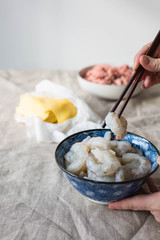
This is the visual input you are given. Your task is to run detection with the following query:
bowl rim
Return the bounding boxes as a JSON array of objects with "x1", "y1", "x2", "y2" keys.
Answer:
[
  {"x1": 78, "y1": 64, "x2": 135, "y2": 87},
  {"x1": 55, "y1": 129, "x2": 159, "y2": 185}
]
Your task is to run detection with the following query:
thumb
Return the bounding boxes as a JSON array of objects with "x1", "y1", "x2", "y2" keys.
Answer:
[{"x1": 140, "y1": 55, "x2": 160, "y2": 72}]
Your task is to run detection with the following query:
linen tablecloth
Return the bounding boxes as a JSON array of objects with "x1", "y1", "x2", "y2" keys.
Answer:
[{"x1": 1, "y1": 70, "x2": 160, "y2": 240}]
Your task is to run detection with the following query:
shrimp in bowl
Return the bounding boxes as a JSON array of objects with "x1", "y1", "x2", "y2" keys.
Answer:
[{"x1": 55, "y1": 129, "x2": 159, "y2": 205}]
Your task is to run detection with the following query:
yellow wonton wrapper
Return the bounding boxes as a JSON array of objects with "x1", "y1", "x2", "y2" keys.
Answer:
[{"x1": 16, "y1": 94, "x2": 77, "y2": 124}]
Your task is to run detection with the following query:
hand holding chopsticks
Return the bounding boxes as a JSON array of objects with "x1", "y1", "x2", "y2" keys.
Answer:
[{"x1": 102, "y1": 30, "x2": 160, "y2": 128}]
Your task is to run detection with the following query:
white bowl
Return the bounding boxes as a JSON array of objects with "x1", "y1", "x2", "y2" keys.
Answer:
[{"x1": 78, "y1": 65, "x2": 141, "y2": 100}]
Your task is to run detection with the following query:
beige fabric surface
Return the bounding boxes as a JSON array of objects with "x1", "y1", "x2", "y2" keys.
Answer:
[{"x1": 1, "y1": 70, "x2": 160, "y2": 240}]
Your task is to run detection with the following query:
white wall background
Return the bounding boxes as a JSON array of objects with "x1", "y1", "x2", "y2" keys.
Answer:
[{"x1": 0, "y1": 0, "x2": 159, "y2": 70}]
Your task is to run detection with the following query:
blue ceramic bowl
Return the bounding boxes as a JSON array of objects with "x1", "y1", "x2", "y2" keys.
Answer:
[{"x1": 55, "y1": 129, "x2": 159, "y2": 205}]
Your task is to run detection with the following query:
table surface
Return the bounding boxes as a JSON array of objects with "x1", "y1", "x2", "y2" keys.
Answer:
[{"x1": 1, "y1": 70, "x2": 160, "y2": 240}]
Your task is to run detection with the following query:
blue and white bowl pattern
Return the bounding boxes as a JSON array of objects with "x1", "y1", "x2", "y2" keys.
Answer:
[{"x1": 55, "y1": 129, "x2": 159, "y2": 204}]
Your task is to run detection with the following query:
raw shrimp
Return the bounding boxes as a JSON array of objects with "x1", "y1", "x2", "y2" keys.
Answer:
[
  {"x1": 87, "y1": 170, "x2": 115, "y2": 182},
  {"x1": 104, "y1": 131, "x2": 112, "y2": 141},
  {"x1": 78, "y1": 171, "x2": 87, "y2": 178},
  {"x1": 105, "y1": 112, "x2": 127, "y2": 140},
  {"x1": 122, "y1": 153, "x2": 152, "y2": 179},
  {"x1": 82, "y1": 136, "x2": 91, "y2": 143},
  {"x1": 111, "y1": 141, "x2": 136, "y2": 157},
  {"x1": 65, "y1": 136, "x2": 152, "y2": 182},
  {"x1": 65, "y1": 142, "x2": 90, "y2": 173},
  {"x1": 115, "y1": 166, "x2": 131, "y2": 182},
  {"x1": 86, "y1": 137, "x2": 111, "y2": 150},
  {"x1": 86, "y1": 148, "x2": 121, "y2": 177}
]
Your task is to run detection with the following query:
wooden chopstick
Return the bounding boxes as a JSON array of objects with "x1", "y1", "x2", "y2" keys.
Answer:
[
  {"x1": 110, "y1": 65, "x2": 143, "y2": 113},
  {"x1": 102, "y1": 30, "x2": 160, "y2": 128}
]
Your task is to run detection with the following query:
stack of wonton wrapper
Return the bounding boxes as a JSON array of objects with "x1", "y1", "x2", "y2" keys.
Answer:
[{"x1": 15, "y1": 80, "x2": 101, "y2": 143}]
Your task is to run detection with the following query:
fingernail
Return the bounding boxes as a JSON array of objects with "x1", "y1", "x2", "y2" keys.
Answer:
[{"x1": 142, "y1": 56, "x2": 150, "y2": 65}]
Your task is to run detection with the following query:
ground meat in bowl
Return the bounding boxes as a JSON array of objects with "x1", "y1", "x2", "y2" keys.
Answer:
[{"x1": 84, "y1": 64, "x2": 133, "y2": 85}]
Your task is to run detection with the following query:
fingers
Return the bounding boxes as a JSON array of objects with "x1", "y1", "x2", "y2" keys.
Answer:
[
  {"x1": 109, "y1": 193, "x2": 155, "y2": 211},
  {"x1": 141, "y1": 75, "x2": 152, "y2": 89},
  {"x1": 140, "y1": 56, "x2": 160, "y2": 72},
  {"x1": 151, "y1": 210, "x2": 160, "y2": 223},
  {"x1": 134, "y1": 42, "x2": 160, "y2": 89},
  {"x1": 157, "y1": 156, "x2": 160, "y2": 165},
  {"x1": 141, "y1": 72, "x2": 160, "y2": 89},
  {"x1": 133, "y1": 42, "x2": 151, "y2": 70},
  {"x1": 146, "y1": 177, "x2": 159, "y2": 193}
]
